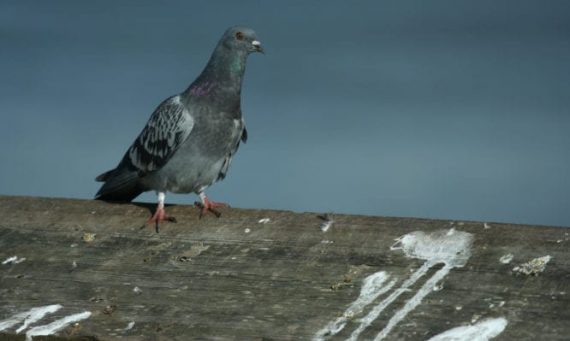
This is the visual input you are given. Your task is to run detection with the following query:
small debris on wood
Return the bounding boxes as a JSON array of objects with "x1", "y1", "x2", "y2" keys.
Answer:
[
  {"x1": 433, "y1": 282, "x2": 444, "y2": 291},
  {"x1": 2, "y1": 256, "x2": 26, "y2": 265},
  {"x1": 471, "y1": 314, "x2": 482, "y2": 324},
  {"x1": 176, "y1": 256, "x2": 192, "y2": 262},
  {"x1": 330, "y1": 265, "x2": 373, "y2": 291},
  {"x1": 103, "y1": 305, "x2": 117, "y2": 315},
  {"x1": 331, "y1": 281, "x2": 352, "y2": 291},
  {"x1": 499, "y1": 254, "x2": 514, "y2": 264},
  {"x1": 82, "y1": 233, "x2": 96, "y2": 243},
  {"x1": 124, "y1": 321, "x2": 135, "y2": 331},
  {"x1": 317, "y1": 213, "x2": 335, "y2": 232},
  {"x1": 173, "y1": 243, "x2": 210, "y2": 263},
  {"x1": 513, "y1": 255, "x2": 552, "y2": 276}
]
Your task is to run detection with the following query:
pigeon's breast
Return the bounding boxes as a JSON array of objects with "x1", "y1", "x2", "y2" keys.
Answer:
[{"x1": 146, "y1": 114, "x2": 244, "y2": 193}]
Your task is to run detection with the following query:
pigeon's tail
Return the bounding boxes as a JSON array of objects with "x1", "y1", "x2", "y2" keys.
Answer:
[{"x1": 95, "y1": 168, "x2": 145, "y2": 202}]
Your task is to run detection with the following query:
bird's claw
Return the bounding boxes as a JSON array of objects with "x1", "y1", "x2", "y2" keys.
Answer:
[
  {"x1": 194, "y1": 201, "x2": 226, "y2": 219},
  {"x1": 203, "y1": 206, "x2": 222, "y2": 219},
  {"x1": 147, "y1": 206, "x2": 176, "y2": 233}
]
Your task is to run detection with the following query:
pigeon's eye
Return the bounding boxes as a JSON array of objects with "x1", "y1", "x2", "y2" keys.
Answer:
[{"x1": 235, "y1": 32, "x2": 244, "y2": 41}]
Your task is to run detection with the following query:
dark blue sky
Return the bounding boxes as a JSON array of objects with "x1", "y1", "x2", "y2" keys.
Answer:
[{"x1": 1, "y1": 1, "x2": 569, "y2": 226}]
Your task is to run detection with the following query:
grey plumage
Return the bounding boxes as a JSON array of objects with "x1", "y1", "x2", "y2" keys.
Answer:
[{"x1": 95, "y1": 26, "x2": 262, "y2": 210}]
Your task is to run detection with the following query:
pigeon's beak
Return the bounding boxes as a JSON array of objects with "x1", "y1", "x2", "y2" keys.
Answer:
[{"x1": 252, "y1": 40, "x2": 264, "y2": 54}]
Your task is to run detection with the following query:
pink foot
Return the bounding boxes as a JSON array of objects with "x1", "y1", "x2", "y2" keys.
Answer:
[
  {"x1": 147, "y1": 205, "x2": 176, "y2": 232},
  {"x1": 196, "y1": 194, "x2": 228, "y2": 218}
]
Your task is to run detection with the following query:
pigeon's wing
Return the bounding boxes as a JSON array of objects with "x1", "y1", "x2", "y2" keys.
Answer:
[{"x1": 126, "y1": 95, "x2": 194, "y2": 174}]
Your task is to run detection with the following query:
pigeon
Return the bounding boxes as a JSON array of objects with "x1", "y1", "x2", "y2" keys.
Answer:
[{"x1": 95, "y1": 26, "x2": 263, "y2": 230}]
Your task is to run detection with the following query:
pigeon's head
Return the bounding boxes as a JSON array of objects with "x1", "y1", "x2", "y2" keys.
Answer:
[{"x1": 221, "y1": 26, "x2": 264, "y2": 54}]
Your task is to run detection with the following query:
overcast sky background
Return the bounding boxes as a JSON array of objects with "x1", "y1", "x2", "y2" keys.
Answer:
[{"x1": 1, "y1": 1, "x2": 569, "y2": 227}]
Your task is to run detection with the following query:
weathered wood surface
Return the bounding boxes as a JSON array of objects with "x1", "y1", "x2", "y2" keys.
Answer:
[{"x1": 0, "y1": 195, "x2": 568, "y2": 340}]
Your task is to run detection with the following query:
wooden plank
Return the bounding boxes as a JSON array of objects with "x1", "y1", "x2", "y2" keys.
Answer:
[{"x1": 0, "y1": 195, "x2": 568, "y2": 340}]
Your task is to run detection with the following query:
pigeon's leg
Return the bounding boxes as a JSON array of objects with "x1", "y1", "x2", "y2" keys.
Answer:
[
  {"x1": 196, "y1": 192, "x2": 228, "y2": 218},
  {"x1": 147, "y1": 192, "x2": 176, "y2": 232}
]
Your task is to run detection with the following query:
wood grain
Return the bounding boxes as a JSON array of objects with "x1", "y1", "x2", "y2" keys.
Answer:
[{"x1": 0, "y1": 196, "x2": 568, "y2": 340}]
